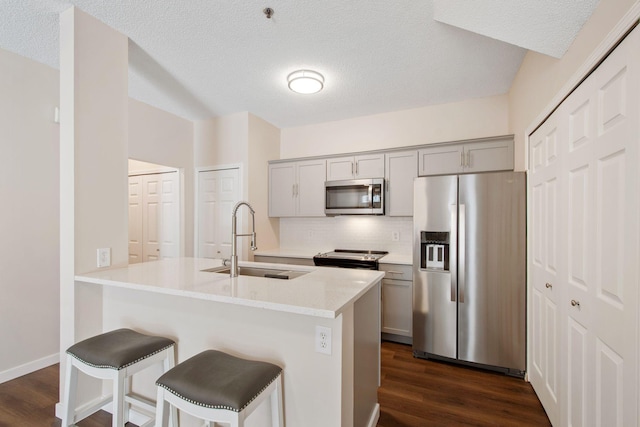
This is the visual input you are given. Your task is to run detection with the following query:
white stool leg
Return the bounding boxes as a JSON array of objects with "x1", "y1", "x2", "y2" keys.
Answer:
[
  {"x1": 62, "y1": 355, "x2": 78, "y2": 427},
  {"x1": 155, "y1": 387, "x2": 169, "y2": 427},
  {"x1": 163, "y1": 348, "x2": 178, "y2": 427},
  {"x1": 113, "y1": 369, "x2": 126, "y2": 427},
  {"x1": 271, "y1": 374, "x2": 284, "y2": 427}
]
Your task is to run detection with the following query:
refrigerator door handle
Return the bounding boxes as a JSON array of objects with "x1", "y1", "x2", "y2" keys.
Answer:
[
  {"x1": 459, "y1": 204, "x2": 466, "y2": 303},
  {"x1": 450, "y1": 204, "x2": 457, "y2": 302}
]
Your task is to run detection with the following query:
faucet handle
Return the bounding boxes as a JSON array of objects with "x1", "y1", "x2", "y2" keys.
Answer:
[{"x1": 222, "y1": 258, "x2": 231, "y2": 266}]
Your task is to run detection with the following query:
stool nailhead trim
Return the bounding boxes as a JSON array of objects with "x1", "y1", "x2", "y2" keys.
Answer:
[
  {"x1": 156, "y1": 371, "x2": 282, "y2": 413},
  {"x1": 66, "y1": 343, "x2": 175, "y2": 370}
]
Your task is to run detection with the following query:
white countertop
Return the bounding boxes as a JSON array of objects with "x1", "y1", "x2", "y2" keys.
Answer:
[
  {"x1": 254, "y1": 248, "x2": 413, "y2": 265},
  {"x1": 75, "y1": 258, "x2": 384, "y2": 319}
]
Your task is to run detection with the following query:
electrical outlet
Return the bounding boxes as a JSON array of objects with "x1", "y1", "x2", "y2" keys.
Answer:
[
  {"x1": 391, "y1": 231, "x2": 400, "y2": 241},
  {"x1": 97, "y1": 248, "x2": 111, "y2": 268},
  {"x1": 315, "y1": 326, "x2": 332, "y2": 355}
]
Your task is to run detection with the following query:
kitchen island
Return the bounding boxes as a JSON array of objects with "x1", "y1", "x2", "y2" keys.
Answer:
[{"x1": 72, "y1": 258, "x2": 384, "y2": 427}]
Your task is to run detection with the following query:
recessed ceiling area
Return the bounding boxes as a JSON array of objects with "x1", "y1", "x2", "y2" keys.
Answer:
[{"x1": 0, "y1": 1, "x2": 599, "y2": 128}]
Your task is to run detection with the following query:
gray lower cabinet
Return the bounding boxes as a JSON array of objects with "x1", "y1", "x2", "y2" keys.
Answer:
[
  {"x1": 379, "y1": 263, "x2": 413, "y2": 344},
  {"x1": 253, "y1": 255, "x2": 315, "y2": 266}
]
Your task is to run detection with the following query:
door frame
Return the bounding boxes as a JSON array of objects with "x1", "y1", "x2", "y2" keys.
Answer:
[{"x1": 194, "y1": 164, "x2": 243, "y2": 258}]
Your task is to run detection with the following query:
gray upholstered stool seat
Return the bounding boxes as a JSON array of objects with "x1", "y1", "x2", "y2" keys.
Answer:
[
  {"x1": 155, "y1": 350, "x2": 284, "y2": 427},
  {"x1": 62, "y1": 328, "x2": 177, "y2": 427},
  {"x1": 67, "y1": 328, "x2": 175, "y2": 369}
]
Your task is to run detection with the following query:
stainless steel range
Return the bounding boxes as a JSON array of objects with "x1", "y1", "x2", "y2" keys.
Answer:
[{"x1": 313, "y1": 249, "x2": 388, "y2": 270}]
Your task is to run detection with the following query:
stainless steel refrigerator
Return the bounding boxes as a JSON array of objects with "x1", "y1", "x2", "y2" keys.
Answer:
[{"x1": 413, "y1": 171, "x2": 526, "y2": 376}]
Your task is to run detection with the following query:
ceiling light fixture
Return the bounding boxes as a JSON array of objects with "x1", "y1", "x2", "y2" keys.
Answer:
[{"x1": 287, "y1": 70, "x2": 324, "y2": 94}]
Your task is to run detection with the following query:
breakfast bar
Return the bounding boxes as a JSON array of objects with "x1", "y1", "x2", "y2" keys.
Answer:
[{"x1": 73, "y1": 258, "x2": 384, "y2": 427}]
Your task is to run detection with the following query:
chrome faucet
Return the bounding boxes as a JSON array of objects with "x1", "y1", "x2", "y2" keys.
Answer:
[{"x1": 230, "y1": 201, "x2": 257, "y2": 277}]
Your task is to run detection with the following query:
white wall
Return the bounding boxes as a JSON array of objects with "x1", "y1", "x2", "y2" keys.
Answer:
[
  {"x1": 0, "y1": 48, "x2": 60, "y2": 382},
  {"x1": 248, "y1": 113, "x2": 281, "y2": 252},
  {"x1": 508, "y1": 0, "x2": 637, "y2": 170},
  {"x1": 129, "y1": 98, "x2": 194, "y2": 256},
  {"x1": 59, "y1": 6, "x2": 128, "y2": 402},
  {"x1": 281, "y1": 94, "x2": 509, "y2": 159},
  {"x1": 194, "y1": 112, "x2": 249, "y2": 168}
]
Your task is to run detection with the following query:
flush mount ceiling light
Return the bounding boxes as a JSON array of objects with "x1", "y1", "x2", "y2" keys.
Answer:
[{"x1": 287, "y1": 70, "x2": 324, "y2": 94}]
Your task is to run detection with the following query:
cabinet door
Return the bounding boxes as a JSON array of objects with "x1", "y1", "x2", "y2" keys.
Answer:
[
  {"x1": 326, "y1": 156, "x2": 355, "y2": 181},
  {"x1": 385, "y1": 151, "x2": 417, "y2": 216},
  {"x1": 268, "y1": 163, "x2": 296, "y2": 217},
  {"x1": 355, "y1": 154, "x2": 384, "y2": 179},
  {"x1": 296, "y1": 159, "x2": 326, "y2": 217},
  {"x1": 418, "y1": 144, "x2": 464, "y2": 176},
  {"x1": 464, "y1": 138, "x2": 514, "y2": 173},
  {"x1": 381, "y1": 279, "x2": 412, "y2": 337}
]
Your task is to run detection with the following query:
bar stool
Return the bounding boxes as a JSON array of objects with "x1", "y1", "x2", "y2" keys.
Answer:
[
  {"x1": 155, "y1": 350, "x2": 284, "y2": 427},
  {"x1": 62, "y1": 328, "x2": 177, "y2": 427}
]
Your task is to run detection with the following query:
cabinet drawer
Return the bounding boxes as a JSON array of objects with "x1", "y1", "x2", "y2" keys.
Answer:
[{"x1": 379, "y1": 263, "x2": 412, "y2": 281}]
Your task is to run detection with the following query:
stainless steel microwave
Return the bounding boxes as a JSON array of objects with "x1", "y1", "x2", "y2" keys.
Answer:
[{"x1": 325, "y1": 178, "x2": 384, "y2": 215}]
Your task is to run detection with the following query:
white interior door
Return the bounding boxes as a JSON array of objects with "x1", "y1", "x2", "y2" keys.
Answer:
[
  {"x1": 529, "y1": 113, "x2": 563, "y2": 426},
  {"x1": 528, "y1": 25, "x2": 639, "y2": 427},
  {"x1": 562, "y1": 28, "x2": 639, "y2": 426},
  {"x1": 157, "y1": 172, "x2": 179, "y2": 259},
  {"x1": 128, "y1": 175, "x2": 143, "y2": 263},
  {"x1": 198, "y1": 168, "x2": 240, "y2": 259},
  {"x1": 142, "y1": 174, "x2": 161, "y2": 261},
  {"x1": 128, "y1": 171, "x2": 180, "y2": 263}
]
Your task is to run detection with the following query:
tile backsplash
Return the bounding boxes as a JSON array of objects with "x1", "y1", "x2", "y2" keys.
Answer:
[{"x1": 280, "y1": 216, "x2": 413, "y2": 255}]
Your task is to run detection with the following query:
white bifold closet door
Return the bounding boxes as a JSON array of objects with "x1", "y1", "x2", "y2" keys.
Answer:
[
  {"x1": 529, "y1": 25, "x2": 639, "y2": 427},
  {"x1": 128, "y1": 172, "x2": 180, "y2": 263}
]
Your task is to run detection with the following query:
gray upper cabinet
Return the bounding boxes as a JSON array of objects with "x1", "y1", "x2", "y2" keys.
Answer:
[
  {"x1": 269, "y1": 159, "x2": 326, "y2": 217},
  {"x1": 326, "y1": 154, "x2": 384, "y2": 181},
  {"x1": 385, "y1": 151, "x2": 417, "y2": 216},
  {"x1": 418, "y1": 137, "x2": 514, "y2": 176}
]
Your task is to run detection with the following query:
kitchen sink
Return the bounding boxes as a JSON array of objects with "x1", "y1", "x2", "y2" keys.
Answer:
[{"x1": 201, "y1": 265, "x2": 309, "y2": 280}]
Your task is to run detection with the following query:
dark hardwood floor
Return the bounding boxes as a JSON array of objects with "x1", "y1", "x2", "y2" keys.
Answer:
[
  {"x1": 378, "y1": 342, "x2": 550, "y2": 426},
  {"x1": 0, "y1": 341, "x2": 549, "y2": 426}
]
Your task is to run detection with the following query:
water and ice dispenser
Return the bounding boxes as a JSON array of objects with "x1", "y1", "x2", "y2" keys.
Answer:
[{"x1": 420, "y1": 231, "x2": 450, "y2": 271}]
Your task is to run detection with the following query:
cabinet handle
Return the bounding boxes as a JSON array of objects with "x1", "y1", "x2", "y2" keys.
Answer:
[
  {"x1": 292, "y1": 185, "x2": 295, "y2": 197},
  {"x1": 351, "y1": 162, "x2": 354, "y2": 175},
  {"x1": 570, "y1": 299, "x2": 580, "y2": 307},
  {"x1": 386, "y1": 270, "x2": 404, "y2": 274},
  {"x1": 295, "y1": 184, "x2": 299, "y2": 196},
  {"x1": 466, "y1": 151, "x2": 471, "y2": 167},
  {"x1": 355, "y1": 161, "x2": 359, "y2": 175},
  {"x1": 460, "y1": 151, "x2": 465, "y2": 167},
  {"x1": 545, "y1": 282, "x2": 552, "y2": 289}
]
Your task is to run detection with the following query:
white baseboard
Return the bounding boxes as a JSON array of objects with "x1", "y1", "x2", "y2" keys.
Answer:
[
  {"x1": 367, "y1": 403, "x2": 381, "y2": 427},
  {"x1": 0, "y1": 352, "x2": 59, "y2": 384}
]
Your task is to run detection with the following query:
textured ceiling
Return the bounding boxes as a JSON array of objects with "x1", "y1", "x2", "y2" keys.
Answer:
[
  {"x1": 0, "y1": 1, "x2": 598, "y2": 128},
  {"x1": 433, "y1": 0, "x2": 600, "y2": 58}
]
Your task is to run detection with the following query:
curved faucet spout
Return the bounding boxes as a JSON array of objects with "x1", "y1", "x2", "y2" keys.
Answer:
[{"x1": 230, "y1": 201, "x2": 258, "y2": 277}]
